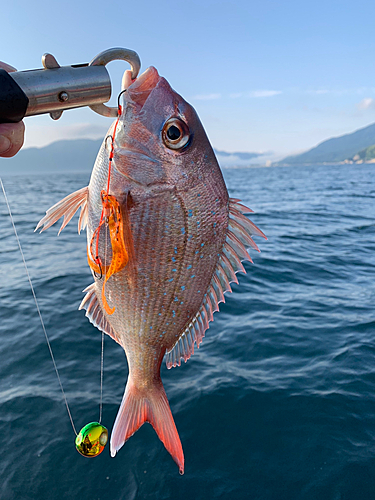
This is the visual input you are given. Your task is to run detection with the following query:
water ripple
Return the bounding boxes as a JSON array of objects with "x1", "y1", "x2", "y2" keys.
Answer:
[{"x1": 1, "y1": 165, "x2": 375, "y2": 498}]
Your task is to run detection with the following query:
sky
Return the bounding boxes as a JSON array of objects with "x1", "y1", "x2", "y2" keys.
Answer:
[{"x1": 3, "y1": 0, "x2": 375, "y2": 161}]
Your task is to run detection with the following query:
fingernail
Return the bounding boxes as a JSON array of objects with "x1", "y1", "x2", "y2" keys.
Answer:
[{"x1": 0, "y1": 135, "x2": 11, "y2": 154}]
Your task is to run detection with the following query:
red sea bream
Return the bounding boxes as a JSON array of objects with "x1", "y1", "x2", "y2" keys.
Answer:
[{"x1": 36, "y1": 66, "x2": 266, "y2": 474}]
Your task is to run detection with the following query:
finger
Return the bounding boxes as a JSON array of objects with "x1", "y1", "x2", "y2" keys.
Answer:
[{"x1": 0, "y1": 122, "x2": 25, "y2": 157}]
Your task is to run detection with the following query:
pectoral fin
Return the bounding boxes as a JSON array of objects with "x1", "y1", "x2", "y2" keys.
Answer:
[{"x1": 35, "y1": 186, "x2": 89, "y2": 234}]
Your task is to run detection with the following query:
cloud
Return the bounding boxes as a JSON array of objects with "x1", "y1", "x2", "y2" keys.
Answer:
[
  {"x1": 63, "y1": 122, "x2": 106, "y2": 137},
  {"x1": 307, "y1": 89, "x2": 330, "y2": 95},
  {"x1": 249, "y1": 90, "x2": 282, "y2": 98},
  {"x1": 191, "y1": 93, "x2": 221, "y2": 100},
  {"x1": 23, "y1": 121, "x2": 108, "y2": 149},
  {"x1": 193, "y1": 90, "x2": 282, "y2": 100},
  {"x1": 358, "y1": 97, "x2": 375, "y2": 110}
]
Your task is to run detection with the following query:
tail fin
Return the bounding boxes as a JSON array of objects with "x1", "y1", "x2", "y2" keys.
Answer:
[{"x1": 110, "y1": 378, "x2": 184, "y2": 474}]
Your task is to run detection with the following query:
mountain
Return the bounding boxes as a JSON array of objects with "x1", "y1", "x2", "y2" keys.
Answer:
[
  {"x1": 214, "y1": 149, "x2": 263, "y2": 161},
  {"x1": 0, "y1": 138, "x2": 263, "y2": 175},
  {"x1": 0, "y1": 138, "x2": 102, "y2": 175},
  {"x1": 351, "y1": 144, "x2": 375, "y2": 162},
  {"x1": 279, "y1": 122, "x2": 375, "y2": 165}
]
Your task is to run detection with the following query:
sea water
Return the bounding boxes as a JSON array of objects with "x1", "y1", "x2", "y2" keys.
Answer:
[{"x1": 0, "y1": 163, "x2": 375, "y2": 500}]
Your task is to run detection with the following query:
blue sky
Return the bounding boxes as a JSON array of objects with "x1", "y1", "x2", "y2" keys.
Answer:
[{"x1": 3, "y1": 0, "x2": 375, "y2": 160}]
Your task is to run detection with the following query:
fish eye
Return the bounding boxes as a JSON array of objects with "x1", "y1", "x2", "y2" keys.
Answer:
[{"x1": 162, "y1": 118, "x2": 190, "y2": 150}]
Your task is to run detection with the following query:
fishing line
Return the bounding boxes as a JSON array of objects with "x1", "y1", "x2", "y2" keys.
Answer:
[
  {"x1": 91, "y1": 90, "x2": 125, "y2": 269},
  {"x1": 0, "y1": 178, "x2": 78, "y2": 435},
  {"x1": 1, "y1": 179, "x2": 107, "y2": 440},
  {"x1": 97, "y1": 90, "x2": 125, "y2": 422},
  {"x1": 99, "y1": 332, "x2": 104, "y2": 424},
  {"x1": 99, "y1": 226, "x2": 109, "y2": 425},
  {"x1": 1, "y1": 91, "x2": 127, "y2": 449}
]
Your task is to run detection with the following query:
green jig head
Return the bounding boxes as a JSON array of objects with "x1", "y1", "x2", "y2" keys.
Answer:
[{"x1": 75, "y1": 422, "x2": 108, "y2": 457}]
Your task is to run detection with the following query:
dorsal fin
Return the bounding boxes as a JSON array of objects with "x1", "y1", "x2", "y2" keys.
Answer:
[
  {"x1": 78, "y1": 283, "x2": 120, "y2": 344},
  {"x1": 165, "y1": 198, "x2": 267, "y2": 369}
]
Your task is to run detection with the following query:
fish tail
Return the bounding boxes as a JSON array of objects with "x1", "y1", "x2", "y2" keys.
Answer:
[{"x1": 110, "y1": 377, "x2": 184, "y2": 474}]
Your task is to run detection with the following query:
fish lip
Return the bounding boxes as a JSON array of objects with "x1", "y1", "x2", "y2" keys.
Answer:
[{"x1": 125, "y1": 66, "x2": 161, "y2": 108}]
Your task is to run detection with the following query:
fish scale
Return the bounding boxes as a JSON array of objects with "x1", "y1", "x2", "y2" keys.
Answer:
[
  {"x1": 36, "y1": 65, "x2": 266, "y2": 474},
  {"x1": 107, "y1": 188, "x2": 222, "y2": 351}
]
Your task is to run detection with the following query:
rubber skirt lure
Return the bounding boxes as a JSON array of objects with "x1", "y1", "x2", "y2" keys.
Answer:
[{"x1": 88, "y1": 191, "x2": 129, "y2": 315}]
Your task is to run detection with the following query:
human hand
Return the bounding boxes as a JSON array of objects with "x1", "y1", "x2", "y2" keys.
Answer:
[{"x1": 0, "y1": 62, "x2": 25, "y2": 157}]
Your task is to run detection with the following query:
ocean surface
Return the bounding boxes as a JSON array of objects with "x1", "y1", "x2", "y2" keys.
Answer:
[{"x1": 1, "y1": 163, "x2": 375, "y2": 500}]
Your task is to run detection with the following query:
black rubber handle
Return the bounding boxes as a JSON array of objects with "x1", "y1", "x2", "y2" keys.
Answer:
[{"x1": 0, "y1": 69, "x2": 29, "y2": 123}]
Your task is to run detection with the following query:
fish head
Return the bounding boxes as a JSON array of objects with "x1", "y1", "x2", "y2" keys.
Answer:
[{"x1": 112, "y1": 67, "x2": 218, "y2": 186}]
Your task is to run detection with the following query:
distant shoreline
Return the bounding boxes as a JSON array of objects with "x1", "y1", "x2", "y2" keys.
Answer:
[
  {"x1": 2, "y1": 162, "x2": 375, "y2": 177},
  {"x1": 273, "y1": 160, "x2": 375, "y2": 167}
]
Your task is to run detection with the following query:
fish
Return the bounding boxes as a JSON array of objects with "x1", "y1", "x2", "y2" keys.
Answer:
[{"x1": 36, "y1": 66, "x2": 266, "y2": 474}]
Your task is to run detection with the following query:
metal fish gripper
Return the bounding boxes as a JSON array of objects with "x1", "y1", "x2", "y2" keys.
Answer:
[{"x1": 0, "y1": 48, "x2": 141, "y2": 123}]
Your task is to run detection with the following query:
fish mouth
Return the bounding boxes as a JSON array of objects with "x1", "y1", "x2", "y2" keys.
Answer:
[
  {"x1": 115, "y1": 66, "x2": 163, "y2": 167},
  {"x1": 113, "y1": 66, "x2": 166, "y2": 186},
  {"x1": 125, "y1": 66, "x2": 161, "y2": 107}
]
